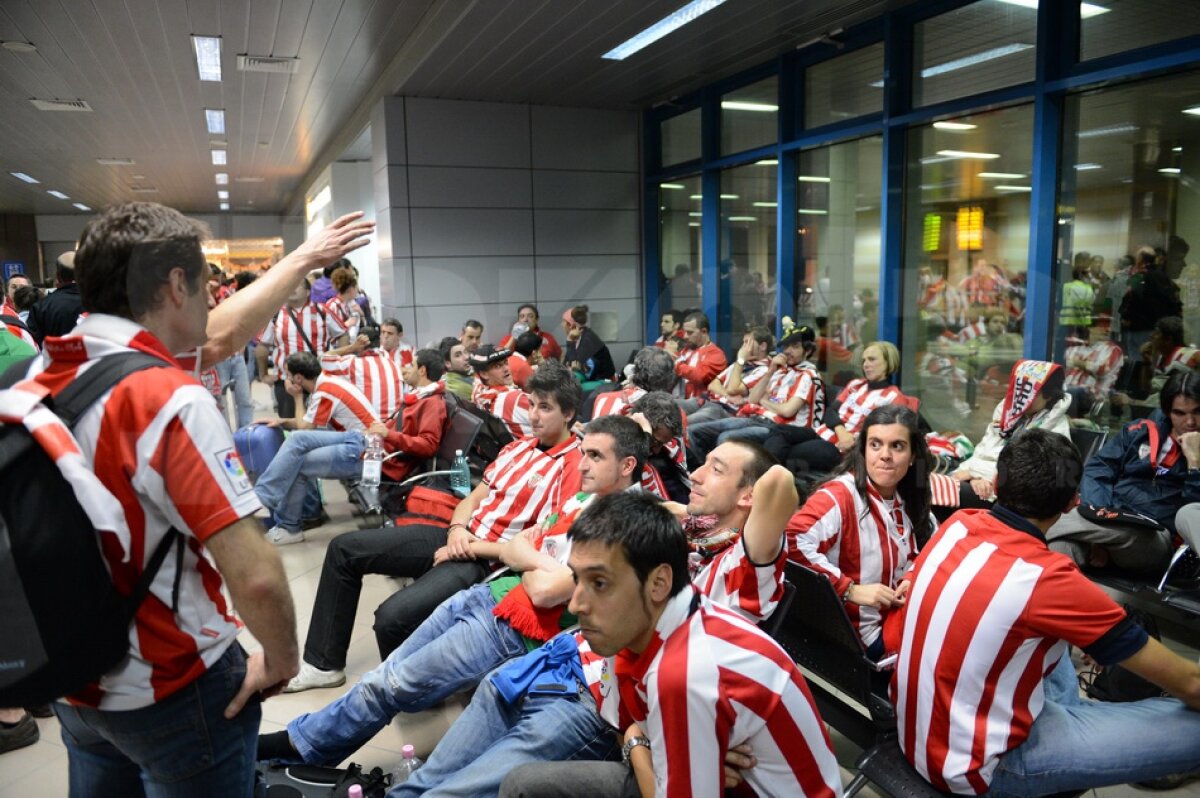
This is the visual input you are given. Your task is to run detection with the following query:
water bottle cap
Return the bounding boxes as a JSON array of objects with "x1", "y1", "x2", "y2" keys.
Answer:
[
  {"x1": 402, "y1": 744, "x2": 416, "y2": 758},
  {"x1": 455, "y1": 449, "x2": 463, "y2": 456},
  {"x1": 348, "y1": 785, "x2": 363, "y2": 798}
]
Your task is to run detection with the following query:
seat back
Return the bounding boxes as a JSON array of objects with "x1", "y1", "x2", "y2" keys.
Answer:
[
  {"x1": 1068, "y1": 426, "x2": 1107, "y2": 464},
  {"x1": 433, "y1": 401, "x2": 484, "y2": 472},
  {"x1": 757, "y1": 579, "x2": 796, "y2": 640}
]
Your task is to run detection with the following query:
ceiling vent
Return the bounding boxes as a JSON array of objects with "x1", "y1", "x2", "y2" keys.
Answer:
[
  {"x1": 30, "y1": 98, "x2": 93, "y2": 112},
  {"x1": 237, "y1": 54, "x2": 300, "y2": 74}
]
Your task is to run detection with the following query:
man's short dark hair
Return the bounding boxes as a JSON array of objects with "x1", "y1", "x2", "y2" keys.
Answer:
[
  {"x1": 382, "y1": 317, "x2": 403, "y2": 334},
  {"x1": 517, "y1": 303, "x2": 539, "y2": 320},
  {"x1": 568, "y1": 491, "x2": 689, "y2": 596},
  {"x1": 745, "y1": 325, "x2": 774, "y2": 350},
  {"x1": 629, "y1": 391, "x2": 683, "y2": 438},
  {"x1": 526, "y1": 360, "x2": 582, "y2": 425},
  {"x1": 1161, "y1": 370, "x2": 1200, "y2": 416},
  {"x1": 684, "y1": 311, "x2": 710, "y2": 332},
  {"x1": 75, "y1": 202, "x2": 210, "y2": 318},
  {"x1": 662, "y1": 309, "x2": 681, "y2": 326},
  {"x1": 415, "y1": 348, "x2": 444, "y2": 381},
  {"x1": 631, "y1": 347, "x2": 677, "y2": 393},
  {"x1": 439, "y1": 336, "x2": 462, "y2": 362},
  {"x1": 514, "y1": 330, "x2": 543, "y2": 357},
  {"x1": 584, "y1": 414, "x2": 650, "y2": 484},
  {"x1": 12, "y1": 285, "x2": 40, "y2": 312},
  {"x1": 233, "y1": 271, "x2": 257, "y2": 291},
  {"x1": 721, "y1": 438, "x2": 777, "y2": 489},
  {"x1": 995, "y1": 429, "x2": 1081, "y2": 520},
  {"x1": 463, "y1": 319, "x2": 483, "y2": 332},
  {"x1": 284, "y1": 351, "x2": 322, "y2": 380},
  {"x1": 1156, "y1": 316, "x2": 1185, "y2": 348}
]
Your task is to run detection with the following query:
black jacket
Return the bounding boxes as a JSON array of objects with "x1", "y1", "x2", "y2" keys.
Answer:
[{"x1": 27, "y1": 284, "x2": 83, "y2": 345}]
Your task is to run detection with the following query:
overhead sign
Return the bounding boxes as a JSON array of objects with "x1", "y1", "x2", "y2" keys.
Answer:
[{"x1": 2, "y1": 263, "x2": 25, "y2": 281}]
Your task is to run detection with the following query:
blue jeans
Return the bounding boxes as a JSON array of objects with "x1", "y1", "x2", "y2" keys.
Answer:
[
  {"x1": 53, "y1": 644, "x2": 260, "y2": 798},
  {"x1": 287, "y1": 584, "x2": 529, "y2": 765},
  {"x1": 215, "y1": 353, "x2": 254, "y2": 428},
  {"x1": 688, "y1": 416, "x2": 771, "y2": 458},
  {"x1": 393, "y1": 675, "x2": 617, "y2": 798},
  {"x1": 988, "y1": 653, "x2": 1200, "y2": 796},
  {"x1": 255, "y1": 429, "x2": 366, "y2": 531}
]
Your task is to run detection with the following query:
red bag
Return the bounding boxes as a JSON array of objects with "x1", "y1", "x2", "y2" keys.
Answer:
[{"x1": 394, "y1": 485, "x2": 457, "y2": 525}]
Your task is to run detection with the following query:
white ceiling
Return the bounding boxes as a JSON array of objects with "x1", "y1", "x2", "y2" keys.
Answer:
[{"x1": 0, "y1": 0, "x2": 913, "y2": 217}]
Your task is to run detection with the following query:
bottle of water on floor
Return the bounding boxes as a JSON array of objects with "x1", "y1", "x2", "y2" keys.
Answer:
[
  {"x1": 391, "y1": 744, "x2": 424, "y2": 784},
  {"x1": 450, "y1": 449, "x2": 470, "y2": 497},
  {"x1": 361, "y1": 433, "x2": 384, "y2": 489}
]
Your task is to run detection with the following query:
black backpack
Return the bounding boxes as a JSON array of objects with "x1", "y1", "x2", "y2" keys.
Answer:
[
  {"x1": 0, "y1": 352, "x2": 183, "y2": 706},
  {"x1": 444, "y1": 391, "x2": 513, "y2": 470}
]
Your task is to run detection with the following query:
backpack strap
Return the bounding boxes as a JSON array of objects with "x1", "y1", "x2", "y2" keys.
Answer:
[
  {"x1": 0, "y1": 314, "x2": 28, "y2": 333},
  {"x1": 0, "y1": 355, "x2": 37, "y2": 389},
  {"x1": 51, "y1": 351, "x2": 171, "y2": 427}
]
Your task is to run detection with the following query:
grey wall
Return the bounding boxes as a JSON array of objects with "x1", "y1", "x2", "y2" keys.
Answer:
[{"x1": 371, "y1": 97, "x2": 643, "y2": 363}]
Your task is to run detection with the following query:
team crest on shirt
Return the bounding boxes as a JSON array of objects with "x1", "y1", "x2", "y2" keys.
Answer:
[
  {"x1": 526, "y1": 473, "x2": 543, "y2": 488},
  {"x1": 215, "y1": 448, "x2": 253, "y2": 494}
]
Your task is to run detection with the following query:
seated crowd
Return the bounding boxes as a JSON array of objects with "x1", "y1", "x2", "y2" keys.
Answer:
[{"x1": 5, "y1": 210, "x2": 1200, "y2": 798}]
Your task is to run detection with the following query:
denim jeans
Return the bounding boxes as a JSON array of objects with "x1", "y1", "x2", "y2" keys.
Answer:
[
  {"x1": 53, "y1": 644, "x2": 260, "y2": 798},
  {"x1": 498, "y1": 762, "x2": 636, "y2": 798},
  {"x1": 392, "y1": 676, "x2": 617, "y2": 798},
  {"x1": 215, "y1": 353, "x2": 254, "y2": 429},
  {"x1": 688, "y1": 416, "x2": 771, "y2": 458},
  {"x1": 987, "y1": 653, "x2": 1200, "y2": 796},
  {"x1": 288, "y1": 584, "x2": 529, "y2": 766},
  {"x1": 255, "y1": 429, "x2": 366, "y2": 531}
]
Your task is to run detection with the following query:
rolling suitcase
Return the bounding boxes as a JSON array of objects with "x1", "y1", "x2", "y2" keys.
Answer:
[{"x1": 234, "y1": 424, "x2": 286, "y2": 480}]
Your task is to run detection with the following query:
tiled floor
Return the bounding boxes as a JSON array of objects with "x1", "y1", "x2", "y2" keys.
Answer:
[{"x1": 3, "y1": 384, "x2": 1198, "y2": 796}]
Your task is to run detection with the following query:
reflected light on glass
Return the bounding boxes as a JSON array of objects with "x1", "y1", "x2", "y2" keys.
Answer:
[
  {"x1": 995, "y1": 0, "x2": 1110, "y2": 18},
  {"x1": 720, "y1": 101, "x2": 778, "y2": 112},
  {"x1": 937, "y1": 150, "x2": 1001, "y2": 159},
  {"x1": 921, "y1": 43, "x2": 1033, "y2": 79},
  {"x1": 994, "y1": 185, "x2": 1033, "y2": 192},
  {"x1": 1074, "y1": 163, "x2": 1103, "y2": 171},
  {"x1": 1158, "y1": 168, "x2": 1181, "y2": 175},
  {"x1": 933, "y1": 121, "x2": 976, "y2": 131},
  {"x1": 660, "y1": 183, "x2": 685, "y2": 189},
  {"x1": 978, "y1": 172, "x2": 1026, "y2": 179},
  {"x1": 797, "y1": 175, "x2": 831, "y2": 183}
]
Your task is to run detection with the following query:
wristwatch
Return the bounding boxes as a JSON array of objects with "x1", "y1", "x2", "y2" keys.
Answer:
[
  {"x1": 621, "y1": 735, "x2": 651, "y2": 765},
  {"x1": 841, "y1": 580, "x2": 856, "y2": 602}
]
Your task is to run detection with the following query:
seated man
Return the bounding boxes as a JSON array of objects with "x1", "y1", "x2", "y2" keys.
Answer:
[
  {"x1": 254, "y1": 351, "x2": 381, "y2": 545},
  {"x1": 1118, "y1": 315, "x2": 1200, "y2": 407},
  {"x1": 498, "y1": 303, "x2": 561, "y2": 361},
  {"x1": 367, "y1": 348, "x2": 448, "y2": 485},
  {"x1": 1047, "y1": 371, "x2": 1200, "y2": 576},
  {"x1": 439, "y1": 335, "x2": 473, "y2": 401},
  {"x1": 686, "y1": 325, "x2": 774, "y2": 424},
  {"x1": 392, "y1": 443, "x2": 807, "y2": 797},
  {"x1": 258, "y1": 415, "x2": 645, "y2": 762},
  {"x1": 379, "y1": 316, "x2": 415, "y2": 369},
  {"x1": 888, "y1": 429, "x2": 1200, "y2": 796},
  {"x1": 320, "y1": 327, "x2": 405, "y2": 420},
  {"x1": 472, "y1": 344, "x2": 533, "y2": 438},
  {"x1": 589, "y1": 346, "x2": 676, "y2": 422},
  {"x1": 629, "y1": 391, "x2": 690, "y2": 503},
  {"x1": 508, "y1": 329, "x2": 543, "y2": 389},
  {"x1": 672, "y1": 311, "x2": 727, "y2": 408},
  {"x1": 461, "y1": 319, "x2": 484, "y2": 354},
  {"x1": 653, "y1": 308, "x2": 684, "y2": 349},
  {"x1": 1064, "y1": 319, "x2": 1124, "y2": 417}
]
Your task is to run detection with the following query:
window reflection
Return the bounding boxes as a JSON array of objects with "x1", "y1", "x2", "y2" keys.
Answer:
[
  {"x1": 914, "y1": 1, "x2": 1037, "y2": 107},
  {"x1": 721, "y1": 76, "x2": 779, "y2": 155},
  {"x1": 1081, "y1": 0, "x2": 1200, "y2": 61},
  {"x1": 658, "y1": 176, "x2": 704, "y2": 324},
  {"x1": 718, "y1": 161, "x2": 778, "y2": 346},
  {"x1": 661, "y1": 108, "x2": 701, "y2": 167}
]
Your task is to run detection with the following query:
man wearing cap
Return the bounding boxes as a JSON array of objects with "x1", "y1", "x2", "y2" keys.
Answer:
[
  {"x1": 471, "y1": 343, "x2": 533, "y2": 438},
  {"x1": 26, "y1": 251, "x2": 84, "y2": 345},
  {"x1": 688, "y1": 326, "x2": 830, "y2": 460}
]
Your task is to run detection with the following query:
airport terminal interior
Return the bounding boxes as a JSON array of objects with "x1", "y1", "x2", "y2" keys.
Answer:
[{"x1": 1, "y1": 0, "x2": 1199, "y2": 795}]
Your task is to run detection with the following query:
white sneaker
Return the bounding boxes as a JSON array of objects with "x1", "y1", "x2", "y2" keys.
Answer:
[
  {"x1": 282, "y1": 662, "x2": 346, "y2": 693},
  {"x1": 265, "y1": 526, "x2": 305, "y2": 546}
]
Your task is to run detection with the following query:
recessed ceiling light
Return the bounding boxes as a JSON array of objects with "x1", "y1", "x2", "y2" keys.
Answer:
[
  {"x1": 1074, "y1": 163, "x2": 1103, "y2": 171},
  {"x1": 1, "y1": 40, "x2": 36, "y2": 53},
  {"x1": 720, "y1": 101, "x2": 778, "y2": 112},
  {"x1": 978, "y1": 171, "x2": 1026, "y2": 179},
  {"x1": 994, "y1": 185, "x2": 1032, "y2": 192},
  {"x1": 130, "y1": 186, "x2": 159, "y2": 193},
  {"x1": 219, "y1": 202, "x2": 230, "y2": 211},
  {"x1": 797, "y1": 175, "x2": 831, "y2": 183},
  {"x1": 10, "y1": 172, "x2": 39, "y2": 184},
  {"x1": 602, "y1": 0, "x2": 729, "y2": 60},
  {"x1": 72, "y1": 203, "x2": 90, "y2": 211},
  {"x1": 933, "y1": 121, "x2": 976, "y2": 131},
  {"x1": 191, "y1": 36, "x2": 222, "y2": 81},
  {"x1": 215, "y1": 173, "x2": 229, "y2": 185},
  {"x1": 660, "y1": 183, "x2": 685, "y2": 190},
  {"x1": 1158, "y1": 167, "x2": 1181, "y2": 175},
  {"x1": 217, "y1": 190, "x2": 229, "y2": 200},
  {"x1": 47, "y1": 190, "x2": 69, "y2": 199},
  {"x1": 205, "y1": 108, "x2": 225, "y2": 135},
  {"x1": 211, "y1": 149, "x2": 227, "y2": 165},
  {"x1": 688, "y1": 222, "x2": 700, "y2": 227},
  {"x1": 131, "y1": 174, "x2": 145, "y2": 180},
  {"x1": 96, "y1": 157, "x2": 136, "y2": 166},
  {"x1": 937, "y1": 150, "x2": 1001, "y2": 159},
  {"x1": 922, "y1": 43, "x2": 1033, "y2": 79}
]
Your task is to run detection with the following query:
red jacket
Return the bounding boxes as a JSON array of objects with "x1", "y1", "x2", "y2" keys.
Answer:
[
  {"x1": 381, "y1": 387, "x2": 448, "y2": 481},
  {"x1": 675, "y1": 341, "x2": 728, "y2": 399}
]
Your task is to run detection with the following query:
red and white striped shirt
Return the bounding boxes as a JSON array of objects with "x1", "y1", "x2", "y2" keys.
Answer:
[
  {"x1": 261, "y1": 304, "x2": 345, "y2": 373},
  {"x1": 3, "y1": 318, "x2": 37, "y2": 351},
  {"x1": 471, "y1": 381, "x2": 533, "y2": 439},
  {"x1": 709, "y1": 358, "x2": 770, "y2": 408},
  {"x1": 1160, "y1": 345, "x2": 1200, "y2": 374},
  {"x1": 787, "y1": 474, "x2": 917, "y2": 646},
  {"x1": 320, "y1": 350, "x2": 404, "y2": 420},
  {"x1": 675, "y1": 342, "x2": 728, "y2": 399},
  {"x1": 0, "y1": 297, "x2": 18, "y2": 318},
  {"x1": 468, "y1": 435, "x2": 583, "y2": 543},
  {"x1": 890, "y1": 510, "x2": 1130, "y2": 794},
  {"x1": 739, "y1": 361, "x2": 829, "y2": 432},
  {"x1": 1064, "y1": 340, "x2": 1123, "y2": 400},
  {"x1": 14, "y1": 315, "x2": 260, "y2": 710},
  {"x1": 836, "y1": 378, "x2": 905, "y2": 436},
  {"x1": 584, "y1": 590, "x2": 841, "y2": 798},
  {"x1": 388, "y1": 341, "x2": 415, "y2": 369},
  {"x1": 591, "y1": 386, "x2": 646, "y2": 419},
  {"x1": 323, "y1": 296, "x2": 359, "y2": 339},
  {"x1": 305, "y1": 372, "x2": 380, "y2": 432}
]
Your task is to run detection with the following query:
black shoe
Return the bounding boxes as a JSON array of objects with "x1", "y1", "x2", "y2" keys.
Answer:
[
  {"x1": 300, "y1": 510, "x2": 331, "y2": 531},
  {"x1": 0, "y1": 712, "x2": 39, "y2": 754},
  {"x1": 26, "y1": 704, "x2": 53, "y2": 718}
]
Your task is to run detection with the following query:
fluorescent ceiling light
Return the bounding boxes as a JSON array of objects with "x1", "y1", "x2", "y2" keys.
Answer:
[
  {"x1": 72, "y1": 203, "x2": 90, "y2": 211},
  {"x1": 1158, "y1": 167, "x2": 1181, "y2": 175},
  {"x1": 211, "y1": 149, "x2": 227, "y2": 165},
  {"x1": 660, "y1": 183, "x2": 685, "y2": 189},
  {"x1": 1173, "y1": 146, "x2": 1183, "y2": 153},
  {"x1": 205, "y1": 108, "x2": 225, "y2": 135},
  {"x1": 688, "y1": 212, "x2": 702, "y2": 217},
  {"x1": 217, "y1": 190, "x2": 229, "y2": 200},
  {"x1": 797, "y1": 208, "x2": 828, "y2": 215},
  {"x1": 756, "y1": 159, "x2": 779, "y2": 166},
  {"x1": 922, "y1": 43, "x2": 1032, "y2": 79},
  {"x1": 219, "y1": 202, "x2": 230, "y2": 211},
  {"x1": 937, "y1": 150, "x2": 1000, "y2": 159},
  {"x1": 1184, "y1": 106, "x2": 1200, "y2": 117},
  {"x1": 215, "y1": 173, "x2": 229, "y2": 185},
  {"x1": 752, "y1": 202, "x2": 777, "y2": 208},
  {"x1": 96, "y1": 157, "x2": 135, "y2": 166},
  {"x1": 994, "y1": 185, "x2": 1032, "y2": 192},
  {"x1": 1074, "y1": 163, "x2": 1103, "y2": 171},
  {"x1": 978, "y1": 171, "x2": 1026, "y2": 179},
  {"x1": 995, "y1": 0, "x2": 1110, "y2": 18},
  {"x1": 727, "y1": 216, "x2": 757, "y2": 222},
  {"x1": 191, "y1": 36, "x2": 222, "y2": 81},
  {"x1": 1077, "y1": 123, "x2": 1137, "y2": 138},
  {"x1": 797, "y1": 175, "x2": 831, "y2": 183},
  {"x1": 10, "y1": 172, "x2": 38, "y2": 183},
  {"x1": 47, "y1": 190, "x2": 69, "y2": 199},
  {"x1": 933, "y1": 121, "x2": 976, "y2": 131},
  {"x1": 688, "y1": 222, "x2": 700, "y2": 227},
  {"x1": 719, "y1": 193, "x2": 739, "y2": 199},
  {"x1": 689, "y1": 194, "x2": 703, "y2": 200},
  {"x1": 602, "y1": 0, "x2": 729, "y2": 60},
  {"x1": 720, "y1": 101, "x2": 778, "y2": 112}
]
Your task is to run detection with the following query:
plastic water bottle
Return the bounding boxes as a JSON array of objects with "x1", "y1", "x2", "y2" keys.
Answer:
[
  {"x1": 450, "y1": 449, "x2": 470, "y2": 497},
  {"x1": 361, "y1": 434, "x2": 384, "y2": 489},
  {"x1": 347, "y1": 786, "x2": 363, "y2": 798},
  {"x1": 390, "y1": 744, "x2": 424, "y2": 784}
]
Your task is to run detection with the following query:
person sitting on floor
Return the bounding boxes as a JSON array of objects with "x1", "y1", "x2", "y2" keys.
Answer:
[
  {"x1": 471, "y1": 343, "x2": 533, "y2": 439},
  {"x1": 1046, "y1": 370, "x2": 1200, "y2": 577},
  {"x1": 887, "y1": 428, "x2": 1200, "y2": 796},
  {"x1": 788, "y1": 404, "x2": 934, "y2": 659}
]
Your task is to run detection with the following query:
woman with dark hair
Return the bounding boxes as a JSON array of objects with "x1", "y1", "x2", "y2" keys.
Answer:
[
  {"x1": 324, "y1": 266, "x2": 363, "y2": 343},
  {"x1": 561, "y1": 304, "x2": 615, "y2": 384},
  {"x1": 787, "y1": 404, "x2": 934, "y2": 658}
]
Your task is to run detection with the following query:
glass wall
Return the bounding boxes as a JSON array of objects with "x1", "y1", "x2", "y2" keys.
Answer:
[
  {"x1": 1053, "y1": 69, "x2": 1200, "y2": 430},
  {"x1": 658, "y1": 176, "x2": 704, "y2": 321},
  {"x1": 901, "y1": 104, "x2": 1034, "y2": 440},
  {"x1": 1081, "y1": 0, "x2": 1200, "y2": 62},
  {"x1": 721, "y1": 76, "x2": 778, "y2": 155},
  {"x1": 717, "y1": 161, "x2": 778, "y2": 346},
  {"x1": 913, "y1": 0, "x2": 1037, "y2": 107},
  {"x1": 793, "y1": 136, "x2": 883, "y2": 389},
  {"x1": 805, "y1": 43, "x2": 884, "y2": 129},
  {"x1": 661, "y1": 108, "x2": 701, "y2": 167}
]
